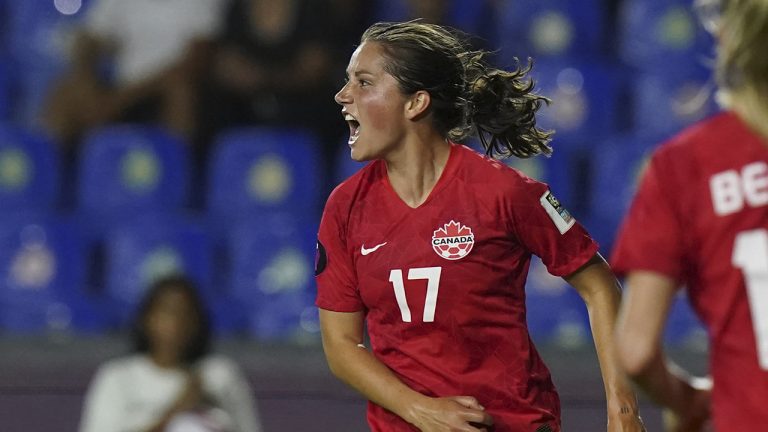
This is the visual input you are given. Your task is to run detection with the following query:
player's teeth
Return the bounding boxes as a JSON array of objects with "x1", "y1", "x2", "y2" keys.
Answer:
[{"x1": 345, "y1": 114, "x2": 356, "y2": 121}]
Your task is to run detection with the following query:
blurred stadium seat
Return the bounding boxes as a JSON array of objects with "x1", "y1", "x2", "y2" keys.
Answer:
[
  {"x1": 207, "y1": 127, "x2": 322, "y2": 227},
  {"x1": 227, "y1": 215, "x2": 318, "y2": 342},
  {"x1": 525, "y1": 256, "x2": 590, "y2": 347},
  {"x1": 618, "y1": 0, "x2": 713, "y2": 71},
  {"x1": 531, "y1": 59, "x2": 626, "y2": 146},
  {"x1": 103, "y1": 213, "x2": 214, "y2": 326},
  {"x1": 5, "y1": 0, "x2": 91, "y2": 126},
  {"x1": 77, "y1": 124, "x2": 189, "y2": 230},
  {"x1": 0, "y1": 214, "x2": 107, "y2": 332},
  {"x1": 497, "y1": 0, "x2": 606, "y2": 61},
  {"x1": 632, "y1": 65, "x2": 719, "y2": 137},
  {"x1": 584, "y1": 134, "x2": 661, "y2": 253},
  {"x1": 0, "y1": 123, "x2": 60, "y2": 211}
]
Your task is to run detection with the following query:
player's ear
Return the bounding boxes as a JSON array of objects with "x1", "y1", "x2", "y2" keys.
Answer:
[{"x1": 404, "y1": 90, "x2": 431, "y2": 120}]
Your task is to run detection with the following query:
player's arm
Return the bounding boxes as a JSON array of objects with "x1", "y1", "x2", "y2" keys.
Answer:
[
  {"x1": 615, "y1": 270, "x2": 711, "y2": 431},
  {"x1": 564, "y1": 253, "x2": 645, "y2": 432},
  {"x1": 319, "y1": 308, "x2": 493, "y2": 432}
]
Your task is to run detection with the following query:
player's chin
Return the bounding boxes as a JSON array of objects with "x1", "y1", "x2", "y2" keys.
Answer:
[{"x1": 349, "y1": 146, "x2": 373, "y2": 162}]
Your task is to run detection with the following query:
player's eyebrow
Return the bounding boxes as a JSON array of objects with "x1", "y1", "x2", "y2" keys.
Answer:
[{"x1": 345, "y1": 69, "x2": 375, "y2": 79}]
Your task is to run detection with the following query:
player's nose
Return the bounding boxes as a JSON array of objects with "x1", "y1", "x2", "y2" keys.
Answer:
[{"x1": 335, "y1": 82, "x2": 352, "y2": 106}]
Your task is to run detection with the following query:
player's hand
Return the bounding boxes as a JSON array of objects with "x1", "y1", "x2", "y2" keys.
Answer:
[
  {"x1": 408, "y1": 395, "x2": 494, "y2": 432},
  {"x1": 662, "y1": 379, "x2": 712, "y2": 432},
  {"x1": 607, "y1": 410, "x2": 646, "y2": 432}
]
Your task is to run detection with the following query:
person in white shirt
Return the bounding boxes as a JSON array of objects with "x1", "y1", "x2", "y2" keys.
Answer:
[
  {"x1": 79, "y1": 275, "x2": 262, "y2": 432},
  {"x1": 44, "y1": 0, "x2": 226, "y2": 148}
]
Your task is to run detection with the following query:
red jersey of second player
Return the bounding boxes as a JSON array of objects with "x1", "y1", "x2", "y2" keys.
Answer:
[
  {"x1": 316, "y1": 143, "x2": 598, "y2": 431},
  {"x1": 611, "y1": 111, "x2": 768, "y2": 430}
]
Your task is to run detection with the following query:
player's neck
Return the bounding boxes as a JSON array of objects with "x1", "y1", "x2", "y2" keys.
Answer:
[
  {"x1": 385, "y1": 136, "x2": 451, "y2": 208},
  {"x1": 731, "y1": 87, "x2": 768, "y2": 143}
]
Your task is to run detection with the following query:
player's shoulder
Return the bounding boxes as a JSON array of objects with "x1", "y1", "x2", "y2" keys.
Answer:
[
  {"x1": 658, "y1": 111, "x2": 738, "y2": 156},
  {"x1": 456, "y1": 144, "x2": 540, "y2": 187},
  {"x1": 646, "y1": 111, "x2": 746, "y2": 177}
]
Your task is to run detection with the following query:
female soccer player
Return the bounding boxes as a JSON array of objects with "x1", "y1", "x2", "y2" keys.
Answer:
[
  {"x1": 613, "y1": 0, "x2": 768, "y2": 430},
  {"x1": 315, "y1": 21, "x2": 644, "y2": 432}
]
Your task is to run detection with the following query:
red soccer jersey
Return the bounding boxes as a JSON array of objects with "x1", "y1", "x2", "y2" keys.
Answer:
[
  {"x1": 612, "y1": 112, "x2": 768, "y2": 430},
  {"x1": 316, "y1": 143, "x2": 598, "y2": 431}
]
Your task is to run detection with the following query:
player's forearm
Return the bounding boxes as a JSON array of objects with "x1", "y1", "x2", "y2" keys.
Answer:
[
  {"x1": 567, "y1": 257, "x2": 639, "y2": 407},
  {"x1": 323, "y1": 341, "x2": 426, "y2": 424},
  {"x1": 583, "y1": 283, "x2": 641, "y2": 414}
]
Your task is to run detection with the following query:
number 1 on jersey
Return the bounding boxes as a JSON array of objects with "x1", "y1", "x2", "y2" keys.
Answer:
[
  {"x1": 732, "y1": 228, "x2": 768, "y2": 370},
  {"x1": 389, "y1": 267, "x2": 442, "y2": 322}
]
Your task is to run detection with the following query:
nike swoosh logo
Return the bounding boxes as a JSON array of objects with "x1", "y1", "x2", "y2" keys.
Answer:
[{"x1": 361, "y1": 242, "x2": 387, "y2": 256}]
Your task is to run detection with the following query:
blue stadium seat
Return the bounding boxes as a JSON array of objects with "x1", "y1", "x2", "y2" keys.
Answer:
[
  {"x1": 530, "y1": 59, "x2": 625, "y2": 146},
  {"x1": 227, "y1": 215, "x2": 319, "y2": 342},
  {"x1": 0, "y1": 123, "x2": 60, "y2": 211},
  {"x1": 618, "y1": 0, "x2": 714, "y2": 71},
  {"x1": 77, "y1": 124, "x2": 189, "y2": 227},
  {"x1": 632, "y1": 65, "x2": 720, "y2": 137},
  {"x1": 5, "y1": 0, "x2": 91, "y2": 126},
  {"x1": 207, "y1": 127, "x2": 322, "y2": 226},
  {"x1": 585, "y1": 135, "x2": 661, "y2": 253},
  {"x1": 525, "y1": 256, "x2": 590, "y2": 347},
  {"x1": 103, "y1": 214, "x2": 214, "y2": 326},
  {"x1": 497, "y1": 0, "x2": 606, "y2": 61},
  {"x1": 0, "y1": 214, "x2": 107, "y2": 332}
]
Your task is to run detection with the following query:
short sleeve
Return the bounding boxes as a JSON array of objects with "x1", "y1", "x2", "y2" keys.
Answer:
[
  {"x1": 611, "y1": 151, "x2": 685, "y2": 281},
  {"x1": 315, "y1": 189, "x2": 362, "y2": 312},
  {"x1": 507, "y1": 178, "x2": 599, "y2": 277}
]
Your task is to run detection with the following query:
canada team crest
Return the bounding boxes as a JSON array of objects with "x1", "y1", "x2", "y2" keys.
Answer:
[{"x1": 432, "y1": 220, "x2": 475, "y2": 260}]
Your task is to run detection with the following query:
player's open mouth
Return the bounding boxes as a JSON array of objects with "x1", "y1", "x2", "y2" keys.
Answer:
[{"x1": 344, "y1": 113, "x2": 360, "y2": 144}]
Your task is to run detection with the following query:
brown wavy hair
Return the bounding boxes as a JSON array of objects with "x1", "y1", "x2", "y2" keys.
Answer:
[{"x1": 361, "y1": 21, "x2": 553, "y2": 159}]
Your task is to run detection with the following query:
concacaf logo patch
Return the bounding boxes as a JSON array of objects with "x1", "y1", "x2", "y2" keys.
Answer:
[
  {"x1": 432, "y1": 220, "x2": 475, "y2": 260},
  {"x1": 540, "y1": 190, "x2": 575, "y2": 234}
]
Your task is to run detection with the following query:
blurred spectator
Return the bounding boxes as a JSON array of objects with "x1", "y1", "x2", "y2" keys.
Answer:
[
  {"x1": 204, "y1": 0, "x2": 350, "y2": 183},
  {"x1": 43, "y1": 0, "x2": 226, "y2": 150},
  {"x1": 79, "y1": 275, "x2": 262, "y2": 432}
]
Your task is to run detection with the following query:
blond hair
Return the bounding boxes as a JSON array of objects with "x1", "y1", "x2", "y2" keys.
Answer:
[{"x1": 717, "y1": 0, "x2": 768, "y2": 137}]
